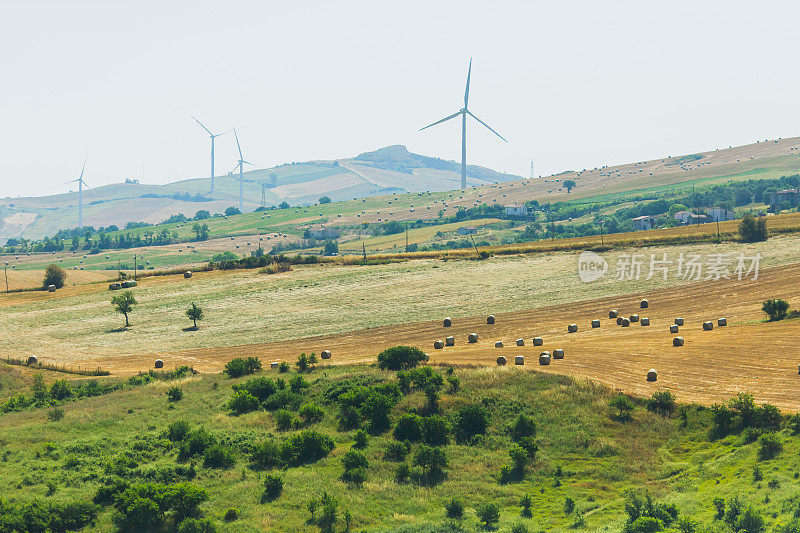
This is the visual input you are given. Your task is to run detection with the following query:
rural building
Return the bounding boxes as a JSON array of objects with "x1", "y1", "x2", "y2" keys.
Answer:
[
  {"x1": 673, "y1": 211, "x2": 708, "y2": 225},
  {"x1": 632, "y1": 215, "x2": 657, "y2": 231},
  {"x1": 705, "y1": 207, "x2": 735, "y2": 222},
  {"x1": 306, "y1": 225, "x2": 340, "y2": 239},
  {"x1": 504, "y1": 204, "x2": 528, "y2": 216},
  {"x1": 770, "y1": 188, "x2": 800, "y2": 209},
  {"x1": 457, "y1": 227, "x2": 478, "y2": 235}
]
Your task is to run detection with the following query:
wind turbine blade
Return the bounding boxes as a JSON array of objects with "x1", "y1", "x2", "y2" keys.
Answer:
[
  {"x1": 213, "y1": 130, "x2": 231, "y2": 138},
  {"x1": 233, "y1": 128, "x2": 243, "y2": 160},
  {"x1": 192, "y1": 116, "x2": 213, "y2": 136},
  {"x1": 82, "y1": 179, "x2": 100, "y2": 197},
  {"x1": 467, "y1": 110, "x2": 507, "y2": 142},
  {"x1": 79, "y1": 150, "x2": 88, "y2": 180},
  {"x1": 419, "y1": 111, "x2": 462, "y2": 131},
  {"x1": 464, "y1": 57, "x2": 472, "y2": 108},
  {"x1": 47, "y1": 178, "x2": 79, "y2": 191},
  {"x1": 242, "y1": 160, "x2": 255, "y2": 166}
]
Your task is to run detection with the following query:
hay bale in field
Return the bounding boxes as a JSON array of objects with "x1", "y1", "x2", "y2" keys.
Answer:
[
  {"x1": 674, "y1": 317, "x2": 684, "y2": 326},
  {"x1": 496, "y1": 355, "x2": 507, "y2": 366},
  {"x1": 109, "y1": 282, "x2": 121, "y2": 290},
  {"x1": 47, "y1": 285, "x2": 56, "y2": 292},
  {"x1": 434, "y1": 340, "x2": 445, "y2": 349},
  {"x1": 630, "y1": 314, "x2": 640, "y2": 323},
  {"x1": 673, "y1": 337, "x2": 684, "y2": 347},
  {"x1": 591, "y1": 319, "x2": 601, "y2": 328},
  {"x1": 646, "y1": 369, "x2": 657, "y2": 382},
  {"x1": 26, "y1": 355, "x2": 37, "y2": 366},
  {"x1": 640, "y1": 317, "x2": 650, "y2": 326},
  {"x1": 553, "y1": 348, "x2": 565, "y2": 359},
  {"x1": 609, "y1": 309, "x2": 619, "y2": 319},
  {"x1": 468, "y1": 332, "x2": 478, "y2": 343},
  {"x1": 443, "y1": 317, "x2": 452, "y2": 327},
  {"x1": 640, "y1": 299, "x2": 649, "y2": 309},
  {"x1": 495, "y1": 341, "x2": 504, "y2": 348},
  {"x1": 270, "y1": 361, "x2": 279, "y2": 369},
  {"x1": 445, "y1": 336, "x2": 455, "y2": 346},
  {"x1": 486, "y1": 315, "x2": 496, "y2": 324},
  {"x1": 702, "y1": 321, "x2": 714, "y2": 331},
  {"x1": 621, "y1": 318, "x2": 630, "y2": 327},
  {"x1": 718, "y1": 318, "x2": 727, "y2": 326},
  {"x1": 567, "y1": 324, "x2": 578, "y2": 333},
  {"x1": 154, "y1": 359, "x2": 164, "y2": 369},
  {"x1": 670, "y1": 324, "x2": 679, "y2": 333},
  {"x1": 515, "y1": 338, "x2": 525, "y2": 346},
  {"x1": 539, "y1": 352, "x2": 551, "y2": 365},
  {"x1": 184, "y1": 271, "x2": 192, "y2": 279},
  {"x1": 515, "y1": 355, "x2": 524, "y2": 365},
  {"x1": 616, "y1": 317, "x2": 624, "y2": 325},
  {"x1": 321, "y1": 350, "x2": 332, "y2": 359},
  {"x1": 533, "y1": 337, "x2": 543, "y2": 346}
]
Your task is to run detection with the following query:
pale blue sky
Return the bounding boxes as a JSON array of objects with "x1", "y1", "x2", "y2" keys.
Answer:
[{"x1": 1, "y1": 0, "x2": 799, "y2": 197}]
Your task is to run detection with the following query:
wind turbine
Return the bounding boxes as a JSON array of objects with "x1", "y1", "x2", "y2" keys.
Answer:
[
  {"x1": 232, "y1": 127, "x2": 254, "y2": 211},
  {"x1": 420, "y1": 58, "x2": 507, "y2": 189},
  {"x1": 193, "y1": 116, "x2": 229, "y2": 193},
  {"x1": 65, "y1": 151, "x2": 97, "y2": 229}
]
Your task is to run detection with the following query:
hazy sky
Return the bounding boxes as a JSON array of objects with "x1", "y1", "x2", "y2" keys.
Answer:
[{"x1": 2, "y1": 0, "x2": 799, "y2": 197}]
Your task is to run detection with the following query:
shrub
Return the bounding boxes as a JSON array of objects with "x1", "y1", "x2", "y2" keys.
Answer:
[
  {"x1": 713, "y1": 497, "x2": 725, "y2": 519},
  {"x1": 228, "y1": 391, "x2": 260, "y2": 415},
  {"x1": 624, "y1": 517, "x2": 664, "y2": 533},
  {"x1": 263, "y1": 389, "x2": 302, "y2": 411},
  {"x1": 646, "y1": 391, "x2": 676, "y2": 417},
  {"x1": 758, "y1": 433, "x2": 783, "y2": 460},
  {"x1": 289, "y1": 374, "x2": 310, "y2": 393},
  {"x1": 274, "y1": 409, "x2": 296, "y2": 431},
  {"x1": 50, "y1": 379, "x2": 73, "y2": 401},
  {"x1": 762, "y1": 299, "x2": 790, "y2": 321},
  {"x1": 394, "y1": 414, "x2": 422, "y2": 442},
  {"x1": 361, "y1": 391, "x2": 394, "y2": 434},
  {"x1": 179, "y1": 428, "x2": 217, "y2": 461},
  {"x1": 520, "y1": 494, "x2": 532, "y2": 518},
  {"x1": 413, "y1": 444, "x2": 447, "y2": 479},
  {"x1": 737, "y1": 506, "x2": 765, "y2": 533},
  {"x1": 177, "y1": 518, "x2": 216, "y2": 533},
  {"x1": 421, "y1": 415, "x2": 450, "y2": 446},
  {"x1": 251, "y1": 440, "x2": 282, "y2": 470},
  {"x1": 167, "y1": 386, "x2": 184, "y2": 402},
  {"x1": 476, "y1": 502, "x2": 500, "y2": 529},
  {"x1": 280, "y1": 430, "x2": 334, "y2": 466},
  {"x1": 317, "y1": 492, "x2": 339, "y2": 532},
  {"x1": 340, "y1": 450, "x2": 369, "y2": 484},
  {"x1": 47, "y1": 407, "x2": 66, "y2": 422},
  {"x1": 223, "y1": 508, "x2": 239, "y2": 522},
  {"x1": 203, "y1": 444, "x2": 236, "y2": 469},
  {"x1": 224, "y1": 357, "x2": 262, "y2": 378},
  {"x1": 447, "y1": 375, "x2": 460, "y2": 392},
  {"x1": 384, "y1": 441, "x2": 408, "y2": 462},
  {"x1": 167, "y1": 420, "x2": 191, "y2": 442},
  {"x1": 510, "y1": 445, "x2": 528, "y2": 473},
  {"x1": 377, "y1": 346, "x2": 427, "y2": 371},
  {"x1": 262, "y1": 474, "x2": 283, "y2": 502},
  {"x1": 739, "y1": 213, "x2": 768, "y2": 242},
  {"x1": 508, "y1": 413, "x2": 536, "y2": 442},
  {"x1": 564, "y1": 496, "x2": 575, "y2": 515},
  {"x1": 610, "y1": 394, "x2": 634, "y2": 422},
  {"x1": 43, "y1": 264, "x2": 67, "y2": 289},
  {"x1": 445, "y1": 498, "x2": 464, "y2": 520},
  {"x1": 394, "y1": 463, "x2": 410, "y2": 483},
  {"x1": 299, "y1": 403, "x2": 324, "y2": 425},
  {"x1": 455, "y1": 404, "x2": 490, "y2": 443},
  {"x1": 353, "y1": 429, "x2": 368, "y2": 449},
  {"x1": 511, "y1": 523, "x2": 528, "y2": 533},
  {"x1": 278, "y1": 362, "x2": 289, "y2": 373}
]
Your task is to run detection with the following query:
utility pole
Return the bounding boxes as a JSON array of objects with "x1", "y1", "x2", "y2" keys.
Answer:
[
  {"x1": 405, "y1": 228, "x2": 409, "y2": 252},
  {"x1": 362, "y1": 242, "x2": 367, "y2": 266},
  {"x1": 4, "y1": 263, "x2": 8, "y2": 293},
  {"x1": 133, "y1": 255, "x2": 137, "y2": 279},
  {"x1": 600, "y1": 223, "x2": 604, "y2": 248},
  {"x1": 716, "y1": 218, "x2": 720, "y2": 242}
]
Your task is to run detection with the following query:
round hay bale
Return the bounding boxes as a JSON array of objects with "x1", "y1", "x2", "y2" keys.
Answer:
[
  {"x1": 26, "y1": 355, "x2": 38, "y2": 366},
  {"x1": 674, "y1": 317, "x2": 684, "y2": 326},
  {"x1": 718, "y1": 317, "x2": 727, "y2": 326},
  {"x1": 495, "y1": 341, "x2": 504, "y2": 348},
  {"x1": 154, "y1": 359, "x2": 164, "y2": 369},
  {"x1": 321, "y1": 350, "x2": 332, "y2": 359},
  {"x1": 532, "y1": 337, "x2": 543, "y2": 346},
  {"x1": 616, "y1": 317, "x2": 624, "y2": 325},
  {"x1": 553, "y1": 348, "x2": 565, "y2": 359},
  {"x1": 514, "y1": 355, "x2": 524, "y2": 365},
  {"x1": 47, "y1": 284, "x2": 56, "y2": 292},
  {"x1": 630, "y1": 314, "x2": 640, "y2": 322},
  {"x1": 496, "y1": 355, "x2": 507, "y2": 366},
  {"x1": 443, "y1": 317, "x2": 452, "y2": 327},
  {"x1": 468, "y1": 333, "x2": 478, "y2": 343},
  {"x1": 515, "y1": 338, "x2": 525, "y2": 346},
  {"x1": 591, "y1": 319, "x2": 601, "y2": 328},
  {"x1": 270, "y1": 361, "x2": 279, "y2": 369},
  {"x1": 640, "y1": 299, "x2": 649, "y2": 309},
  {"x1": 673, "y1": 337, "x2": 684, "y2": 347},
  {"x1": 567, "y1": 324, "x2": 578, "y2": 333},
  {"x1": 646, "y1": 368, "x2": 657, "y2": 382},
  {"x1": 702, "y1": 321, "x2": 714, "y2": 331},
  {"x1": 670, "y1": 324, "x2": 679, "y2": 333},
  {"x1": 486, "y1": 315, "x2": 495, "y2": 324},
  {"x1": 609, "y1": 309, "x2": 619, "y2": 319},
  {"x1": 539, "y1": 352, "x2": 551, "y2": 365},
  {"x1": 184, "y1": 271, "x2": 192, "y2": 279},
  {"x1": 445, "y1": 336, "x2": 455, "y2": 346},
  {"x1": 434, "y1": 340, "x2": 445, "y2": 349},
  {"x1": 621, "y1": 318, "x2": 630, "y2": 327},
  {"x1": 640, "y1": 317, "x2": 650, "y2": 326}
]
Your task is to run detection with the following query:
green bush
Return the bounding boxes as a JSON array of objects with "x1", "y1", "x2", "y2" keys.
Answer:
[
  {"x1": 646, "y1": 391, "x2": 676, "y2": 417},
  {"x1": 43, "y1": 264, "x2": 67, "y2": 290},
  {"x1": 250, "y1": 440, "x2": 282, "y2": 470},
  {"x1": 758, "y1": 433, "x2": 783, "y2": 460},
  {"x1": 413, "y1": 444, "x2": 447, "y2": 480},
  {"x1": 274, "y1": 409, "x2": 296, "y2": 431},
  {"x1": 227, "y1": 391, "x2": 260, "y2": 415},
  {"x1": 377, "y1": 346, "x2": 427, "y2": 371},
  {"x1": 511, "y1": 523, "x2": 528, "y2": 533},
  {"x1": 340, "y1": 449, "x2": 369, "y2": 483},
  {"x1": 394, "y1": 463, "x2": 410, "y2": 483},
  {"x1": 262, "y1": 474, "x2": 283, "y2": 502},
  {"x1": 178, "y1": 428, "x2": 217, "y2": 461},
  {"x1": 49, "y1": 379, "x2": 73, "y2": 401},
  {"x1": 455, "y1": 404, "x2": 490, "y2": 443},
  {"x1": 353, "y1": 429, "x2": 369, "y2": 449},
  {"x1": 177, "y1": 518, "x2": 217, "y2": 533},
  {"x1": 520, "y1": 494, "x2": 532, "y2": 518},
  {"x1": 167, "y1": 386, "x2": 184, "y2": 402},
  {"x1": 223, "y1": 508, "x2": 239, "y2": 522},
  {"x1": 224, "y1": 357, "x2": 262, "y2": 378},
  {"x1": 508, "y1": 413, "x2": 536, "y2": 442},
  {"x1": 624, "y1": 517, "x2": 663, "y2": 533},
  {"x1": 610, "y1": 394, "x2": 634, "y2": 422},
  {"x1": 394, "y1": 413, "x2": 422, "y2": 442},
  {"x1": 47, "y1": 407, "x2": 65, "y2": 422},
  {"x1": 203, "y1": 444, "x2": 236, "y2": 469},
  {"x1": 167, "y1": 420, "x2": 191, "y2": 442},
  {"x1": 299, "y1": 403, "x2": 325, "y2": 424},
  {"x1": 421, "y1": 415, "x2": 450, "y2": 446},
  {"x1": 476, "y1": 502, "x2": 500, "y2": 529},
  {"x1": 280, "y1": 430, "x2": 334, "y2": 466},
  {"x1": 445, "y1": 498, "x2": 464, "y2": 520},
  {"x1": 739, "y1": 213, "x2": 768, "y2": 242},
  {"x1": 762, "y1": 299, "x2": 790, "y2": 321},
  {"x1": 384, "y1": 441, "x2": 408, "y2": 462}
]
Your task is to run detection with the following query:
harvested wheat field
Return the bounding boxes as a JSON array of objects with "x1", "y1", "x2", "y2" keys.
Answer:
[{"x1": 83, "y1": 260, "x2": 800, "y2": 410}]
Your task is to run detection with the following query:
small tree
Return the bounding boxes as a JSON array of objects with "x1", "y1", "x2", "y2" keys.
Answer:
[
  {"x1": 166, "y1": 386, "x2": 184, "y2": 402},
  {"x1": 186, "y1": 303, "x2": 204, "y2": 329},
  {"x1": 520, "y1": 494, "x2": 532, "y2": 518},
  {"x1": 319, "y1": 196, "x2": 332, "y2": 204},
  {"x1": 445, "y1": 498, "x2": 464, "y2": 520},
  {"x1": 563, "y1": 179, "x2": 576, "y2": 193},
  {"x1": 43, "y1": 264, "x2": 67, "y2": 290},
  {"x1": 610, "y1": 394, "x2": 634, "y2": 422},
  {"x1": 377, "y1": 346, "x2": 427, "y2": 371},
  {"x1": 476, "y1": 503, "x2": 500, "y2": 529},
  {"x1": 739, "y1": 213, "x2": 768, "y2": 242},
  {"x1": 262, "y1": 474, "x2": 283, "y2": 502},
  {"x1": 762, "y1": 299, "x2": 789, "y2": 321},
  {"x1": 111, "y1": 291, "x2": 137, "y2": 328}
]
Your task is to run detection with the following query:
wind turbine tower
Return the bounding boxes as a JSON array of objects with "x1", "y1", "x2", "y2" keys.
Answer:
[
  {"x1": 193, "y1": 116, "x2": 229, "y2": 194},
  {"x1": 530, "y1": 159, "x2": 535, "y2": 179},
  {"x1": 233, "y1": 128, "x2": 254, "y2": 212},
  {"x1": 420, "y1": 58, "x2": 507, "y2": 189},
  {"x1": 68, "y1": 152, "x2": 97, "y2": 229}
]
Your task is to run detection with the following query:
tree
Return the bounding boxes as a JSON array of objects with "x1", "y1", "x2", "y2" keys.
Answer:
[
  {"x1": 279, "y1": 201, "x2": 290, "y2": 209},
  {"x1": 413, "y1": 444, "x2": 447, "y2": 478},
  {"x1": 43, "y1": 264, "x2": 67, "y2": 290},
  {"x1": 191, "y1": 223, "x2": 209, "y2": 241},
  {"x1": 186, "y1": 303, "x2": 204, "y2": 329},
  {"x1": 111, "y1": 291, "x2": 137, "y2": 327},
  {"x1": 323, "y1": 240, "x2": 339, "y2": 256},
  {"x1": 319, "y1": 196, "x2": 332, "y2": 204},
  {"x1": 455, "y1": 404, "x2": 490, "y2": 443},
  {"x1": 377, "y1": 346, "x2": 427, "y2": 371},
  {"x1": 738, "y1": 213, "x2": 768, "y2": 242},
  {"x1": 563, "y1": 179, "x2": 577, "y2": 193},
  {"x1": 225, "y1": 207, "x2": 241, "y2": 216},
  {"x1": 476, "y1": 503, "x2": 500, "y2": 529},
  {"x1": 762, "y1": 299, "x2": 789, "y2": 321}
]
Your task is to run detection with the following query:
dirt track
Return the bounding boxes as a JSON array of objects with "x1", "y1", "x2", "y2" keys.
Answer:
[{"x1": 84, "y1": 262, "x2": 800, "y2": 410}]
